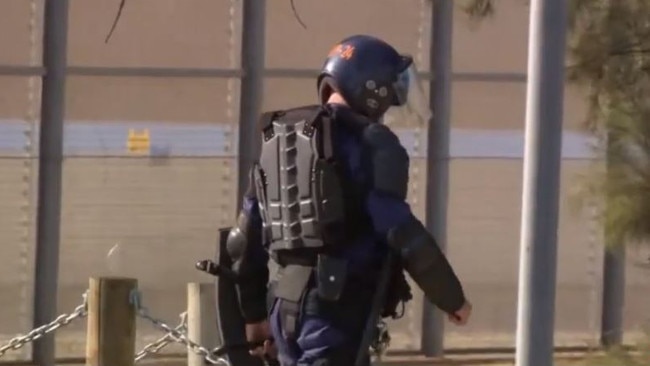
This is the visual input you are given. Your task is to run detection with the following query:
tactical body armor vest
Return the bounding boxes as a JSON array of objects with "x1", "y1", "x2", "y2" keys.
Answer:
[
  {"x1": 252, "y1": 105, "x2": 356, "y2": 257},
  {"x1": 249, "y1": 105, "x2": 415, "y2": 348}
]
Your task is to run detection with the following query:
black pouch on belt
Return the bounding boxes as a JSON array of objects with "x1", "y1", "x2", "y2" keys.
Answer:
[{"x1": 316, "y1": 254, "x2": 348, "y2": 302}]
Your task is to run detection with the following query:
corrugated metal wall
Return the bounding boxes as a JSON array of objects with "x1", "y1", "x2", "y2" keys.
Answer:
[{"x1": 0, "y1": 0, "x2": 648, "y2": 359}]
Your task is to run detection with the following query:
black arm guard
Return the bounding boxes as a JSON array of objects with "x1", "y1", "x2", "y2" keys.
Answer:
[
  {"x1": 362, "y1": 123, "x2": 409, "y2": 200},
  {"x1": 387, "y1": 215, "x2": 466, "y2": 314},
  {"x1": 226, "y1": 211, "x2": 269, "y2": 323}
]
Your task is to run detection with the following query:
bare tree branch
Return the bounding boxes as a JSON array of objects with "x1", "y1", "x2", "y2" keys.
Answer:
[
  {"x1": 290, "y1": 0, "x2": 307, "y2": 30},
  {"x1": 105, "y1": 0, "x2": 127, "y2": 44}
]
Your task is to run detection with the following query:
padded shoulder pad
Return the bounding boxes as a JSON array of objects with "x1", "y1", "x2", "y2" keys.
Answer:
[
  {"x1": 362, "y1": 123, "x2": 409, "y2": 200},
  {"x1": 280, "y1": 104, "x2": 322, "y2": 121},
  {"x1": 258, "y1": 105, "x2": 322, "y2": 131}
]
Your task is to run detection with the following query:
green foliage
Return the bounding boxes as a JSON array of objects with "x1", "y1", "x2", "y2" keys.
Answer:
[
  {"x1": 579, "y1": 350, "x2": 647, "y2": 366},
  {"x1": 567, "y1": 1, "x2": 650, "y2": 129},
  {"x1": 579, "y1": 340, "x2": 650, "y2": 365},
  {"x1": 572, "y1": 101, "x2": 650, "y2": 247},
  {"x1": 555, "y1": 328, "x2": 650, "y2": 365},
  {"x1": 461, "y1": 0, "x2": 650, "y2": 247},
  {"x1": 460, "y1": 0, "x2": 495, "y2": 21}
]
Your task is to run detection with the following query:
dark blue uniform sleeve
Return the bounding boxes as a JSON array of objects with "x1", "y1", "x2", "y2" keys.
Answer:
[
  {"x1": 362, "y1": 123, "x2": 466, "y2": 314},
  {"x1": 366, "y1": 191, "x2": 413, "y2": 239},
  {"x1": 226, "y1": 188, "x2": 269, "y2": 323},
  {"x1": 361, "y1": 123, "x2": 413, "y2": 237}
]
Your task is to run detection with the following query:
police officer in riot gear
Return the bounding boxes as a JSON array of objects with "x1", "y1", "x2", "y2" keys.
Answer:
[{"x1": 224, "y1": 34, "x2": 472, "y2": 366}]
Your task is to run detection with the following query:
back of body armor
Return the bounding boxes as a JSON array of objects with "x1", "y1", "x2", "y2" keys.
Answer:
[
  {"x1": 253, "y1": 105, "x2": 367, "y2": 309},
  {"x1": 254, "y1": 105, "x2": 347, "y2": 255}
]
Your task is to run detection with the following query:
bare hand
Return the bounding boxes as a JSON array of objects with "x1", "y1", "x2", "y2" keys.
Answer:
[
  {"x1": 448, "y1": 300, "x2": 472, "y2": 326},
  {"x1": 245, "y1": 321, "x2": 277, "y2": 359}
]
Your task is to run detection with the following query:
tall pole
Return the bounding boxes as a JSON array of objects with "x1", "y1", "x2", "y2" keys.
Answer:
[
  {"x1": 600, "y1": 134, "x2": 626, "y2": 347},
  {"x1": 600, "y1": 245, "x2": 625, "y2": 346},
  {"x1": 421, "y1": 0, "x2": 453, "y2": 357},
  {"x1": 236, "y1": 0, "x2": 266, "y2": 208},
  {"x1": 33, "y1": 1, "x2": 69, "y2": 365},
  {"x1": 515, "y1": 0, "x2": 568, "y2": 364}
]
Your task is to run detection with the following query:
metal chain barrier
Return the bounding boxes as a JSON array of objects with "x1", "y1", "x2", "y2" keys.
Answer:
[
  {"x1": 0, "y1": 293, "x2": 88, "y2": 358},
  {"x1": 130, "y1": 290, "x2": 230, "y2": 365},
  {"x1": 134, "y1": 312, "x2": 188, "y2": 362},
  {"x1": 0, "y1": 290, "x2": 230, "y2": 365},
  {"x1": 370, "y1": 320, "x2": 391, "y2": 359}
]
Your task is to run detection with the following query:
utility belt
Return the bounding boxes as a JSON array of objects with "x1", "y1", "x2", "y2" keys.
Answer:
[
  {"x1": 267, "y1": 249, "x2": 351, "y2": 339},
  {"x1": 266, "y1": 248, "x2": 412, "y2": 340}
]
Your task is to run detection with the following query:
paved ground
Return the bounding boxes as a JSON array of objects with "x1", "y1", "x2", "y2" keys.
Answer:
[{"x1": 0, "y1": 350, "x2": 638, "y2": 366}]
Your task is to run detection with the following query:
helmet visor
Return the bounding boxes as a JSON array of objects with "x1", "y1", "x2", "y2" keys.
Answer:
[{"x1": 384, "y1": 61, "x2": 432, "y2": 127}]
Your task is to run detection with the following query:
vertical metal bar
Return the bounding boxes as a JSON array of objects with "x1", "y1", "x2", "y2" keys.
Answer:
[
  {"x1": 32, "y1": 1, "x2": 69, "y2": 365},
  {"x1": 236, "y1": 0, "x2": 266, "y2": 207},
  {"x1": 515, "y1": 0, "x2": 568, "y2": 364},
  {"x1": 600, "y1": 243, "x2": 626, "y2": 345},
  {"x1": 421, "y1": 0, "x2": 453, "y2": 357},
  {"x1": 599, "y1": 133, "x2": 626, "y2": 347}
]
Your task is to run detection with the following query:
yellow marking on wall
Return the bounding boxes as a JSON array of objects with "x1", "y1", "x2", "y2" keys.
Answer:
[{"x1": 127, "y1": 129, "x2": 150, "y2": 154}]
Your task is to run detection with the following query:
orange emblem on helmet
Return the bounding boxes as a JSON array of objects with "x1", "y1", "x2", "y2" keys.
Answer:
[{"x1": 328, "y1": 43, "x2": 355, "y2": 60}]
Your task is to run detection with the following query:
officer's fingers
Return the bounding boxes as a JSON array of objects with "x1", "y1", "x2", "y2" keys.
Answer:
[
  {"x1": 249, "y1": 346, "x2": 265, "y2": 358},
  {"x1": 263, "y1": 340, "x2": 278, "y2": 359},
  {"x1": 448, "y1": 313, "x2": 465, "y2": 326},
  {"x1": 458, "y1": 307, "x2": 471, "y2": 322}
]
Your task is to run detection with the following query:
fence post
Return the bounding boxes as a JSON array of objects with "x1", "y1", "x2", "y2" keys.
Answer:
[
  {"x1": 236, "y1": 0, "x2": 266, "y2": 208},
  {"x1": 32, "y1": 1, "x2": 70, "y2": 364},
  {"x1": 422, "y1": 0, "x2": 454, "y2": 357},
  {"x1": 187, "y1": 282, "x2": 219, "y2": 366},
  {"x1": 85, "y1": 277, "x2": 138, "y2": 366}
]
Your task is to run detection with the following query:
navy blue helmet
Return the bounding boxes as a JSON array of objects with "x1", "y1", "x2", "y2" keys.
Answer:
[{"x1": 317, "y1": 34, "x2": 415, "y2": 120}]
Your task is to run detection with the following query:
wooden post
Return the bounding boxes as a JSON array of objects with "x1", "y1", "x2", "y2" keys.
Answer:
[
  {"x1": 85, "y1": 277, "x2": 138, "y2": 366},
  {"x1": 187, "y1": 282, "x2": 219, "y2": 366}
]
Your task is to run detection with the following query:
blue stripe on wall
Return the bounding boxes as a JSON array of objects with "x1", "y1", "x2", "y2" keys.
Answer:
[
  {"x1": 0, "y1": 120, "x2": 35, "y2": 152},
  {"x1": 65, "y1": 123, "x2": 234, "y2": 157},
  {"x1": 0, "y1": 120, "x2": 598, "y2": 159}
]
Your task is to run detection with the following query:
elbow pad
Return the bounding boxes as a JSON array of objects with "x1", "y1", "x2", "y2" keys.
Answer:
[
  {"x1": 387, "y1": 215, "x2": 466, "y2": 314},
  {"x1": 362, "y1": 123, "x2": 410, "y2": 200},
  {"x1": 226, "y1": 212, "x2": 268, "y2": 323}
]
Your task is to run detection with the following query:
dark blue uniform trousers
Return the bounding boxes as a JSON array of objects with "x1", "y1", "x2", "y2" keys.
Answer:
[{"x1": 269, "y1": 282, "x2": 374, "y2": 366}]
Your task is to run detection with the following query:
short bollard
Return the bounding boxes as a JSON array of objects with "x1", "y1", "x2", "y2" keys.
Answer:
[
  {"x1": 85, "y1": 277, "x2": 138, "y2": 366},
  {"x1": 187, "y1": 282, "x2": 219, "y2": 366}
]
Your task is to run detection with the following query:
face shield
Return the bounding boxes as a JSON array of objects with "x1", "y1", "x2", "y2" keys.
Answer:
[{"x1": 382, "y1": 57, "x2": 432, "y2": 128}]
